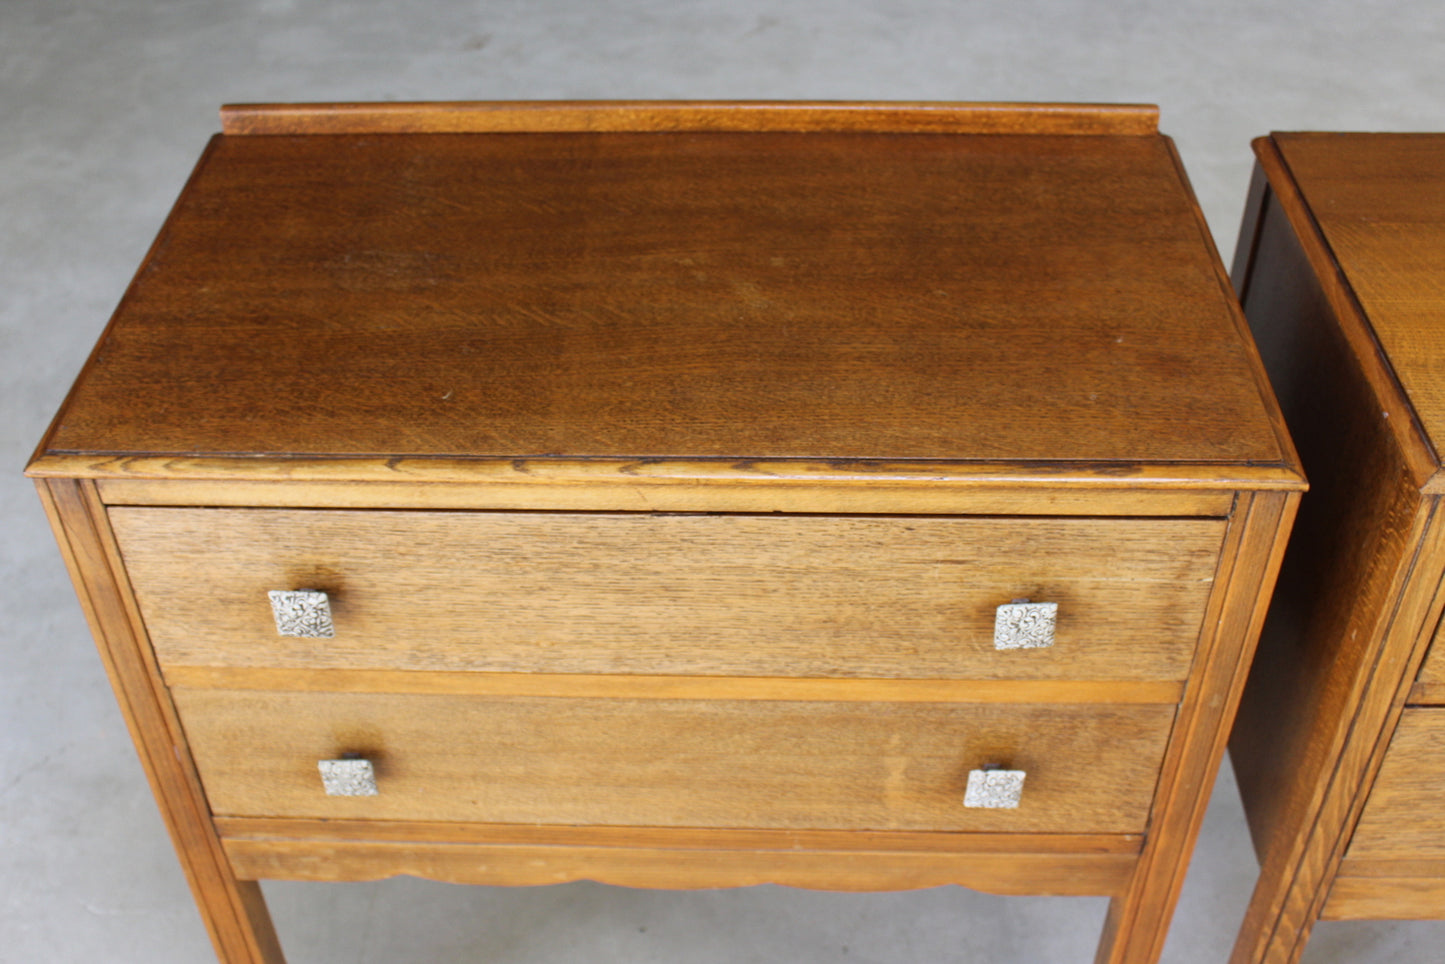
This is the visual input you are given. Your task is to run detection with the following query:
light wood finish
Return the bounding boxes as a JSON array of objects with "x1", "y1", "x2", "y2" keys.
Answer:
[
  {"x1": 218, "y1": 819, "x2": 1141, "y2": 896},
  {"x1": 176, "y1": 689, "x2": 1173, "y2": 833},
  {"x1": 1266, "y1": 134, "x2": 1445, "y2": 491},
  {"x1": 1227, "y1": 133, "x2": 1445, "y2": 964},
  {"x1": 1341, "y1": 709, "x2": 1445, "y2": 860},
  {"x1": 1098, "y1": 489, "x2": 1298, "y2": 964},
  {"x1": 115, "y1": 508, "x2": 1223, "y2": 681},
  {"x1": 163, "y1": 665, "x2": 1185, "y2": 705},
  {"x1": 1413, "y1": 603, "x2": 1445, "y2": 697},
  {"x1": 32, "y1": 120, "x2": 1291, "y2": 476},
  {"x1": 33, "y1": 480, "x2": 285, "y2": 964},
  {"x1": 1408, "y1": 680, "x2": 1445, "y2": 704},
  {"x1": 91, "y1": 475, "x2": 1242, "y2": 517},
  {"x1": 37, "y1": 454, "x2": 1302, "y2": 491},
  {"x1": 28, "y1": 102, "x2": 1303, "y2": 964},
  {"x1": 1331, "y1": 859, "x2": 1445, "y2": 880},
  {"x1": 218, "y1": 100, "x2": 1160, "y2": 136},
  {"x1": 1324, "y1": 875, "x2": 1445, "y2": 921}
]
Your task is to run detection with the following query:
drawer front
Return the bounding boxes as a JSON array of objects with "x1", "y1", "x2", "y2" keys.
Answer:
[
  {"x1": 1345, "y1": 708, "x2": 1445, "y2": 860},
  {"x1": 175, "y1": 689, "x2": 1173, "y2": 833},
  {"x1": 113, "y1": 508, "x2": 1225, "y2": 681},
  {"x1": 1414, "y1": 608, "x2": 1445, "y2": 703}
]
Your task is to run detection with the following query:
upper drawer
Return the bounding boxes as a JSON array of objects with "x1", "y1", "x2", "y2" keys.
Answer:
[{"x1": 111, "y1": 508, "x2": 1225, "y2": 681}]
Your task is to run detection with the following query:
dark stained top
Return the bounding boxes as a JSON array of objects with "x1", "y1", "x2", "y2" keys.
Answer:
[
  {"x1": 41, "y1": 128, "x2": 1290, "y2": 473},
  {"x1": 1275, "y1": 133, "x2": 1445, "y2": 466}
]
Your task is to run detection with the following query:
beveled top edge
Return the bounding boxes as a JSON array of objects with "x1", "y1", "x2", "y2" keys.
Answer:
[
  {"x1": 219, "y1": 100, "x2": 1160, "y2": 137},
  {"x1": 1161, "y1": 136, "x2": 1304, "y2": 488},
  {"x1": 1258, "y1": 132, "x2": 1443, "y2": 485},
  {"x1": 25, "y1": 452, "x2": 1306, "y2": 491}
]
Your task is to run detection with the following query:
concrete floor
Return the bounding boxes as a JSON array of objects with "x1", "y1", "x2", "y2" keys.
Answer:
[{"x1": 4, "y1": 2, "x2": 1445, "y2": 961}]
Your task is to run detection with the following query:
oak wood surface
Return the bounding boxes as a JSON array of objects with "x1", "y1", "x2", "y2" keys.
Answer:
[
  {"x1": 1096, "y1": 489, "x2": 1298, "y2": 964},
  {"x1": 219, "y1": 100, "x2": 1160, "y2": 136},
  {"x1": 1341, "y1": 708, "x2": 1445, "y2": 860},
  {"x1": 27, "y1": 103, "x2": 1309, "y2": 964},
  {"x1": 1226, "y1": 134, "x2": 1445, "y2": 964},
  {"x1": 174, "y1": 688, "x2": 1174, "y2": 834},
  {"x1": 90, "y1": 474, "x2": 1243, "y2": 517},
  {"x1": 163, "y1": 666, "x2": 1185, "y2": 705},
  {"x1": 1273, "y1": 134, "x2": 1445, "y2": 491},
  {"x1": 113, "y1": 507, "x2": 1224, "y2": 681},
  {"x1": 35, "y1": 481, "x2": 285, "y2": 964},
  {"x1": 32, "y1": 124, "x2": 1290, "y2": 479},
  {"x1": 1331, "y1": 858, "x2": 1445, "y2": 879},
  {"x1": 1229, "y1": 150, "x2": 1435, "y2": 866},
  {"x1": 1414, "y1": 595, "x2": 1445, "y2": 693},
  {"x1": 216, "y1": 817, "x2": 1145, "y2": 853},
  {"x1": 218, "y1": 818, "x2": 1140, "y2": 895},
  {"x1": 1407, "y1": 680, "x2": 1445, "y2": 704},
  {"x1": 1322, "y1": 875, "x2": 1445, "y2": 921}
]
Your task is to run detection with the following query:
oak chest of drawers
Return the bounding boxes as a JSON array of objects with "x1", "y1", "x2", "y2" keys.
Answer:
[
  {"x1": 28, "y1": 101, "x2": 1302, "y2": 964},
  {"x1": 1229, "y1": 133, "x2": 1445, "y2": 962}
]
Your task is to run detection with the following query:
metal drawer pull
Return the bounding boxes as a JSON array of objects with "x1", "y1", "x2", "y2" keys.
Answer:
[
  {"x1": 318, "y1": 758, "x2": 378, "y2": 796},
  {"x1": 993, "y1": 600, "x2": 1057, "y2": 650},
  {"x1": 268, "y1": 589, "x2": 334, "y2": 638},
  {"x1": 964, "y1": 766, "x2": 1026, "y2": 809}
]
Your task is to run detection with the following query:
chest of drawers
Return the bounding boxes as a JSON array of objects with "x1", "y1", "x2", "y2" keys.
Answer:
[
  {"x1": 1228, "y1": 133, "x2": 1445, "y2": 962},
  {"x1": 28, "y1": 101, "x2": 1302, "y2": 964}
]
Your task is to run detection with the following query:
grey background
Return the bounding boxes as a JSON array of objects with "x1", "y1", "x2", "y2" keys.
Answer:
[{"x1": 4, "y1": 1, "x2": 1444, "y2": 961}]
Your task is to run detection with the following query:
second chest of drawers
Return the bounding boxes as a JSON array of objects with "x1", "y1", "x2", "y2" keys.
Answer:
[{"x1": 1229, "y1": 132, "x2": 1445, "y2": 963}]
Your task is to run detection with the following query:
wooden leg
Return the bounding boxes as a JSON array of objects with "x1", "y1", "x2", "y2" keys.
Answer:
[
  {"x1": 37, "y1": 479, "x2": 285, "y2": 963},
  {"x1": 1228, "y1": 856, "x2": 1327, "y2": 964},
  {"x1": 1093, "y1": 491, "x2": 1298, "y2": 964}
]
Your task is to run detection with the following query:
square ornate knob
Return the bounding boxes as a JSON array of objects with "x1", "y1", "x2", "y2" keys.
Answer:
[
  {"x1": 964, "y1": 768, "x2": 1026, "y2": 809},
  {"x1": 318, "y1": 758, "x2": 378, "y2": 796},
  {"x1": 268, "y1": 589, "x2": 334, "y2": 638},
  {"x1": 993, "y1": 601, "x2": 1057, "y2": 650}
]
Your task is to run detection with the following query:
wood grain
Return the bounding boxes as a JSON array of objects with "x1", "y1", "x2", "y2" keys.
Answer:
[
  {"x1": 219, "y1": 100, "x2": 1160, "y2": 136},
  {"x1": 1229, "y1": 156, "x2": 1434, "y2": 865},
  {"x1": 1412, "y1": 602, "x2": 1445, "y2": 694},
  {"x1": 1341, "y1": 708, "x2": 1445, "y2": 860},
  {"x1": 216, "y1": 817, "x2": 1143, "y2": 853},
  {"x1": 112, "y1": 508, "x2": 1224, "y2": 681},
  {"x1": 1096, "y1": 489, "x2": 1299, "y2": 964},
  {"x1": 1227, "y1": 135, "x2": 1445, "y2": 964},
  {"x1": 217, "y1": 818, "x2": 1140, "y2": 895},
  {"x1": 174, "y1": 689, "x2": 1174, "y2": 834},
  {"x1": 35, "y1": 481, "x2": 285, "y2": 964},
  {"x1": 32, "y1": 127, "x2": 1288, "y2": 476},
  {"x1": 1325, "y1": 856, "x2": 1445, "y2": 919},
  {"x1": 26, "y1": 104, "x2": 1308, "y2": 964},
  {"x1": 1323, "y1": 875, "x2": 1445, "y2": 921},
  {"x1": 90, "y1": 474, "x2": 1242, "y2": 517},
  {"x1": 1274, "y1": 133, "x2": 1445, "y2": 489},
  {"x1": 163, "y1": 666, "x2": 1184, "y2": 705},
  {"x1": 1407, "y1": 679, "x2": 1445, "y2": 704}
]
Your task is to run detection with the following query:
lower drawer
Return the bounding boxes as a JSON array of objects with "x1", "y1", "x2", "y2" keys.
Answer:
[
  {"x1": 1343, "y1": 707, "x2": 1445, "y2": 861},
  {"x1": 175, "y1": 690, "x2": 1173, "y2": 834}
]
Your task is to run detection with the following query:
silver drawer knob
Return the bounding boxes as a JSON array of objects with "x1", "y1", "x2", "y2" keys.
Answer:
[
  {"x1": 993, "y1": 600, "x2": 1057, "y2": 650},
  {"x1": 318, "y1": 758, "x2": 378, "y2": 796},
  {"x1": 964, "y1": 767, "x2": 1026, "y2": 809},
  {"x1": 268, "y1": 589, "x2": 334, "y2": 638}
]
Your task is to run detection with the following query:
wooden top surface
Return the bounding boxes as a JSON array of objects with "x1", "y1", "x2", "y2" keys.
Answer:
[
  {"x1": 33, "y1": 103, "x2": 1296, "y2": 485},
  {"x1": 1272, "y1": 133, "x2": 1445, "y2": 477}
]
